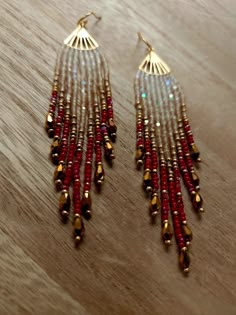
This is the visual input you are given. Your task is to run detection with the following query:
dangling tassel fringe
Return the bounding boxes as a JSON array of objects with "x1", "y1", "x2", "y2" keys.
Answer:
[
  {"x1": 134, "y1": 39, "x2": 203, "y2": 273},
  {"x1": 45, "y1": 17, "x2": 117, "y2": 246}
]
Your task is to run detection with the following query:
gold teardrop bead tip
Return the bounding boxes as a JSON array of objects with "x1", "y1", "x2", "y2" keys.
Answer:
[
  {"x1": 182, "y1": 223, "x2": 193, "y2": 243},
  {"x1": 162, "y1": 221, "x2": 173, "y2": 245},
  {"x1": 54, "y1": 163, "x2": 65, "y2": 181},
  {"x1": 190, "y1": 144, "x2": 200, "y2": 161},
  {"x1": 45, "y1": 112, "x2": 54, "y2": 134},
  {"x1": 179, "y1": 248, "x2": 190, "y2": 273},
  {"x1": 136, "y1": 147, "x2": 144, "y2": 169},
  {"x1": 149, "y1": 194, "x2": 160, "y2": 217},
  {"x1": 143, "y1": 170, "x2": 152, "y2": 192},
  {"x1": 51, "y1": 138, "x2": 61, "y2": 154},
  {"x1": 94, "y1": 163, "x2": 105, "y2": 185},
  {"x1": 73, "y1": 214, "x2": 85, "y2": 246},
  {"x1": 191, "y1": 171, "x2": 200, "y2": 187},
  {"x1": 104, "y1": 140, "x2": 115, "y2": 160},
  {"x1": 136, "y1": 147, "x2": 144, "y2": 161},
  {"x1": 51, "y1": 138, "x2": 61, "y2": 164},
  {"x1": 81, "y1": 191, "x2": 92, "y2": 220},
  {"x1": 59, "y1": 191, "x2": 71, "y2": 220},
  {"x1": 192, "y1": 192, "x2": 203, "y2": 212}
]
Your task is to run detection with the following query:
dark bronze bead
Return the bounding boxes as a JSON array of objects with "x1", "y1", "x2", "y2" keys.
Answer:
[
  {"x1": 51, "y1": 138, "x2": 61, "y2": 155},
  {"x1": 182, "y1": 223, "x2": 193, "y2": 243},
  {"x1": 192, "y1": 192, "x2": 203, "y2": 212},
  {"x1": 73, "y1": 214, "x2": 85, "y2": 246},
  {"x1": 94, "y1": 163, "x2": 105, "y2": 185},
  {"x1": 81, "y1": 191, "x2": 92, "y2": 220},
  {"x1": 108, "y1": 118, "x2": 117, "y2": 142},
  {"x1": 149, "y1": 194, "x2": 160, "y2": 216},
  {"x1": 48, "y1": 129, "x2": 54, "y2": 138},
  {"x1": 190, "y1": 144, "x2": 200, "y2": 161},
  {"x1": 162, "y1": 221, "x2": 173, "y2": 245},
  {"x1": 179, "y1": 249, "x2": 190, "y2": 273},
  {"x1": 55, "y1": 179, "x2": 63, "y2": 191},
  {"x1": 51, "y1": 153, "x2": 59, "y2": 165},
  {"x1": 59, "y1": 191, "x2": 71, "y2": 219},
  {"x1": 143, "y1": 170, "x2": 152, "y2": 192}
]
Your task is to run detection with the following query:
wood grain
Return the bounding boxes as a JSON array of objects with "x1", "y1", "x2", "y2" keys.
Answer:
[{"x1": 1, "y1": 0, "x2": 236, "y2": 314}]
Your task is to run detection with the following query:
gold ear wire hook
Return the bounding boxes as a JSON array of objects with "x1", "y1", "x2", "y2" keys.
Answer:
[
  {"x1": 138, "y1": 32, "x2": 154, "y2": 52},
  {"x1": 77, "y1": 12, "x2": 102, "y2": 27},
  {"x1": 138, "y1": 32, "x2": 171, "y2": 75}
]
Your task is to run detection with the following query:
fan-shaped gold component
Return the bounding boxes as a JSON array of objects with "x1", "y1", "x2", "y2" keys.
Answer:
[
  {"x1": 64, "y1": 25, "x2": 99, "y2": 50},
  {"x1": 139, "y1": 50, "x2": 170, "y2": 75}
]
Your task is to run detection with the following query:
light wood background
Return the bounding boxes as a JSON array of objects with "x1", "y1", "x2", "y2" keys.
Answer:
[{"x1": 1, "y1": 0, "x2": 236, "y2": 314}]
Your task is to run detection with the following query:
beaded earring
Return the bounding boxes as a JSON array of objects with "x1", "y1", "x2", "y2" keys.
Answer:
[
  {"x1": 134, "y1": 33, "x2": 203, "y2": 273},
  {"x1": 45, "y1": 13, "x2": 117, "y2": 245}
]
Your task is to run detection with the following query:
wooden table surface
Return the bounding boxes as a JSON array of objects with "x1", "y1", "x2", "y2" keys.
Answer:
[{"x1": 1, "y1": 0, "x2": 236, "y2": 314}]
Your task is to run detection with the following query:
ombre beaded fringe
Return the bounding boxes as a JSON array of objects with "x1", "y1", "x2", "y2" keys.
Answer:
[
  {"x1": 134, "y1": 71, "x2": 203, "y2": 273},
  {"x1": 45, "y1": 46, "x2": 117, "y2": 246}
]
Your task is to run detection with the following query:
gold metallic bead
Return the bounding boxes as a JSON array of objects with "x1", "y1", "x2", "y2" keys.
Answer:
[
  {"x1": 143, "y1": 170, "x2": 152, "y2": 192},
  {"x1": 73, "y1": 214, "x2": 85, "y2": 246},
  {"x1": 179, "y1": 249, "x2": 190, "y2": 272},
  {"x1": 59, "y1": 191, "x2": 71, "y2": 219},
  {"x1": 162, "y1": 221, "x2": 173, "y2": 245},
  {"x1": 192, "y1": 192, "x2": 203, "y2": 212},
  {"x1": 190, "y1": 143, "x2": 200, "y2": 161},
  {"x1": 182, "y1": 223, "x2": 193, "y2": 243},
  {"x1": 94, "y1": 163, "x2": 105, "y2": 185},
  {"x1": 149, "y1": 194, "x2": 160, "y2": 217},
  {"x1": 81, "y1": 191, "x2": 92, "y2": 220},
  {"x1": 191, "y1": 171, "x2": 200, "y2": 187},
  {"x1": 104, "y1": 140, "x2": 115, "y2": 160},
  {"x1": 45, "y1": 112, "x2": 54, "y2": 132}
]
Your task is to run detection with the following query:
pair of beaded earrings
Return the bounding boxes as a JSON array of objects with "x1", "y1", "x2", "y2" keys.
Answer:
[{"x1": 45, "y1": 12, "x2": 204, "y2": 273}]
